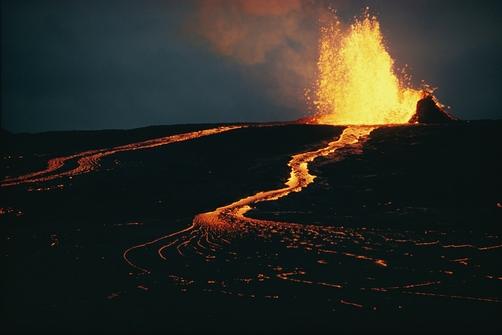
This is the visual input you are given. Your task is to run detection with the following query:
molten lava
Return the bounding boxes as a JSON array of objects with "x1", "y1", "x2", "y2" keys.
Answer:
[
  {"x1": 313, "y1": 12, "x2": 422, "y2": 125},
  {"x1": 1, "y1": 126, "x2": 243, "y2": 188},
  {"x1": 123, "y1": 126, "x2": 377, "y2": 273}
]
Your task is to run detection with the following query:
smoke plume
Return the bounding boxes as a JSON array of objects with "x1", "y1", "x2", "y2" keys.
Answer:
[{"x1": 188, "y1": 0, "x2": 329, "y2": 112}]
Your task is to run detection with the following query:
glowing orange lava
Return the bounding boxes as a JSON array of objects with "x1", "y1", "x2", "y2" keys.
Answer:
[
  {"x1": 124, "y1": 126, "x2": 377, "y2": 271},
  {"x1": 1, "y1": 126, "x2": 243, "y2": 188},
  {"x1": 192, "y1": 126, "x2": 376, "y2": 229},
  {"x1": 122, "y1": 124, "x2": 501, "y2": 307},
  {"x1": 313, "y1": 12, "x2": 422, "y2": 125}
]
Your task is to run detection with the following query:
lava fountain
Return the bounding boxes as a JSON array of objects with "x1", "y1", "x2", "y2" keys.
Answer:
[
  {"x1": 118, "y1": 9, "x2": 498, "y2": 310},
  {"x1": 313, "y1": 12, "x2": 423, "y2": 125}
]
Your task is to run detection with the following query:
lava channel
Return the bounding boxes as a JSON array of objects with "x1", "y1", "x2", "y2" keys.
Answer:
[{"x1": 1, "y1": 126, "x2": 243, "y2": 188}]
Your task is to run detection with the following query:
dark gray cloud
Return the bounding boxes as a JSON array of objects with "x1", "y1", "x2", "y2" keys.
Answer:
[{"x1": 2, "y1": 0, "x2": 501, "y2": 132}]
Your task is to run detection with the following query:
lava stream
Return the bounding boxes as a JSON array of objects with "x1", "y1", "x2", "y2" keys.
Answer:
[
  {"x1": 123, "y1": 125, "x2": 502, "y2": 307},
  {"x1": 123, "y1": 126, "x2": 376, "y2": 272},
  {"x1": 194, "y1": 126, "x2": 377, "y2": 229},
  {"x1": 1, "y1": 126, "x2": 243, "y2": 188}
]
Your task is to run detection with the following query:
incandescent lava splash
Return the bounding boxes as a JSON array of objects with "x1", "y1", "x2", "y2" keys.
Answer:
[{"x1": 311, "y1": 11, "x2": 425, "y2": 125}]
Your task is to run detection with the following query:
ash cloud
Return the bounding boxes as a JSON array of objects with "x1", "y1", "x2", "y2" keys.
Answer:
[{"x1": 187, "y1": 0, "x2": 329, "y2": 111}]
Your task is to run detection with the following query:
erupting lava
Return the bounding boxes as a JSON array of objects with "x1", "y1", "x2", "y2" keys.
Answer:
[
  {"x1": 5, "y1": 7, "x2": 489, "y2": 316},
  {"x1": 118, "y1": 10, "x2": 488, "y2": 310},
  {"x1": 122, "y1": 10, "x2": 452, "y2": 293},
  {"x1": 313, "y1": 12, "x2": 422, "y2": 125}
]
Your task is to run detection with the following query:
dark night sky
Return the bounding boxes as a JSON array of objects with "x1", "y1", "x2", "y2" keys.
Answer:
[{"x1": 2, "y1": 0, "x2": 502, "y2": 132}]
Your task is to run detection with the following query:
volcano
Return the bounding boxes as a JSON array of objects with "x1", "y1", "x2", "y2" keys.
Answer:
[
  {"x1": 409, "y1": 94, "x2": 455, "y2": 123},
  {"x1": 1, "y1": 3, "x2": 499, "y2": 335}
]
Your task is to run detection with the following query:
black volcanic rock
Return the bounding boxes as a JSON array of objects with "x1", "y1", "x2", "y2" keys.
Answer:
[{"x1": 409, "y1": 95, "x2": 454, "y2": 123}]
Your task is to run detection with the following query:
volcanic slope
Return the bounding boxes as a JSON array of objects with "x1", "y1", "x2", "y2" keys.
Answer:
[{"x1": 1, "y1": 121, "x2": 501, "y2": 334}]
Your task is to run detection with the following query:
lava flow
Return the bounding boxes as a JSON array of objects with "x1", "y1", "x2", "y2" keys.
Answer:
[
  {"x1": 192, "y1": 126, "x2": 376, "y2": 230},
  {"x1": 123, "y1": 125, "x2": 376, "y2": 272},
  {"x1": 120, "y1": 13, "x2": 499, "y2": 309},
  {"x1": 1, "y1": 126, "x2": 242, "y2": 188},
  {"x1": 123, "y1": 11, "x2": 430, "y2": 272},
  {"x1": 123, "y1": 124, "x2": 501, "y2": 307}
]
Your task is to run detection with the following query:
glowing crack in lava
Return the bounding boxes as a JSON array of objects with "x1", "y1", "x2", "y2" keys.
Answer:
[
  {"x1": 313, "y1": 12, "x2": 422, "y2": 125},
  {"x1": 1, "y1": 126, "x2": 242, "y2": 188}
]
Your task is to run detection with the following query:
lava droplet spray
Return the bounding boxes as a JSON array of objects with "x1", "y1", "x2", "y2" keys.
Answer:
[{"x1": 313, "y1": 11, "x2": 422, "y2": 125}]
